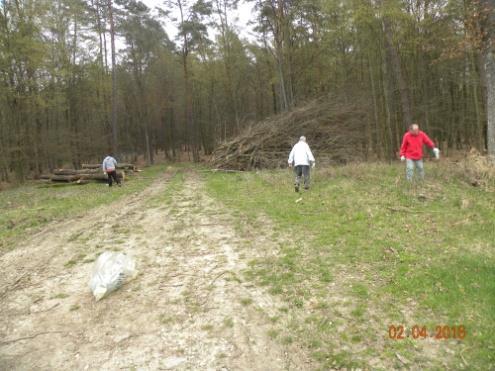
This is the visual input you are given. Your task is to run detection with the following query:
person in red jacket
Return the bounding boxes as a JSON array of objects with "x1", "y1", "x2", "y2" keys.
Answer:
[{"x1": 400, "y1": 123, "x2": 440, "y2": 181}]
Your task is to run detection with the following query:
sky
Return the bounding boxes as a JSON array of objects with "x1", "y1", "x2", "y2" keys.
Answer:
[{"x1": 140, "y1": 0, "x2": 257, "y2": 42}]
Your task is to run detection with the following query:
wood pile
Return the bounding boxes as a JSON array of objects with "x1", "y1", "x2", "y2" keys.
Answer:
[
  {"x1": 81, "y1": 163, "x2": 137, "y2": 171},
  {"x1": 210, "y1": 97, "x2": 370, "y2": 170},
  {"x1": 40, "y1": 164, "x2": 137, "y2": 184}
]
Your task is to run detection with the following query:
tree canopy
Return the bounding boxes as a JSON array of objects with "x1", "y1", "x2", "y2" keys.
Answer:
[{"x1": 0, "y1": 0, "x2": 494, "y2": 181}]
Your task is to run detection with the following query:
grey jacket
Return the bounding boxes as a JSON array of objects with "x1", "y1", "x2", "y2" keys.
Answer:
[{"x1": 102, "y1": 156, "x2": 117, "y2": 172}]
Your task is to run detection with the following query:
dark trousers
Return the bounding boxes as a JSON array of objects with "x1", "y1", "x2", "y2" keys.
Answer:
[
  {"x1": 294, "y1": 165, "x2": 310, "y2": 189},
  {"x1": 107, "y1": 170, "x2": 120, "y2": 186}
]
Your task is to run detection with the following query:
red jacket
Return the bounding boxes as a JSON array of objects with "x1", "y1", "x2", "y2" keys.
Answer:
[{"x1": 400, "y1": 131, "x2": 435, "y2": 160}]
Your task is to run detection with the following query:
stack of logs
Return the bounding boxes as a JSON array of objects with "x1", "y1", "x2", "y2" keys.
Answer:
[{"x1": 40, "y1": 163, "x2": 138, "y2": 184}]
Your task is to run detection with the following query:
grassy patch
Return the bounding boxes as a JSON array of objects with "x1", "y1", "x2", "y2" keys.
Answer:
[
  {"x1": 64, "y1": 259, "x2": 78, "y2": 268},
  {"x1": 223, "y1": 317, "x2": 234, "y2": 328},
  {"x1": 240, "y1": 297, "x2": 253, "y2": 306},
  {"x1": 0, "y1": 164, "x2": 168, "y2": 254},
  {"x1": 159, "y1": 313, "x2": 183, "y2": 325},
  {"x1": 52, "y1": 293, "x2": 69, "y2": 299},
  {"x1": 205, "y1": 162, "x2": 495, "y2": 369},
  {"x1": 201, "y1": 324, "x2": 214, "y2": 332},
  {"x1": 146, "y1": 170, "x2": 185, "y2": 207}
]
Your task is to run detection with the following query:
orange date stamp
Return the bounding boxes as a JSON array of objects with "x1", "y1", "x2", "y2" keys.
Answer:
[{"x1": 388, "y1": 325, "x2": 466, "y2": 340}]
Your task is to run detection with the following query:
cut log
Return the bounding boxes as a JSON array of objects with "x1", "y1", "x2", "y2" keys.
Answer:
[
  {"x1": 81, "y1": 164, "x2": 101, "y2": 169},
  {"x1": 82, "y1": 163, "x2": 136, "y2": 171},
  {"x1": 51, "y1": 175, "x2": 80, "y2": 182},
  {"x1": 53, "y1": 169, "x2": 77, "y2": 176},
  {"x1": 43, "y1": 168, "x2": 128, "y2": 184},
  {"x1": 79, "y1": 171, "x2": 124, "y2": 181},
  {"x1": 75, "y1": 169, "x2": 101, "y2": 175},
  {"x1": 78, "y1": 174, "x2": 108, "y2": 181},
  {"x1": 75, "y1": 179, "x2": 91, "y2": 185},
  {"x1": 53, "y1": 168, "x2": 107, "y2": 176},
  {"x1": 82, "y1": 170, "x2": 105, "y2": 176}
]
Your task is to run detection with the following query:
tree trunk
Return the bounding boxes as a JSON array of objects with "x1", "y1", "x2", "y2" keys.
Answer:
[
  {"x1": 177, "y1": 0, "x2": 199, "y2": 162},
  {"x1": 92, "y1": 0, "x2": 105, "y2": 69},
  {"x1": 382, "y1": 18, "x2": 413, "y2": 129},
  {"x1": 144, "y1": 125, "x2": 152, "y2": 165},
  {"x1": 480, "y1": 0, "x2": 495, "y2": 160},
  {"x1": 215, "y1": 0, "x2": 240, "y2": 135},
  {"x1": 368, "y1": 54, "x2": 379, "y2": 157},
  {"x1": 486, "y1": 49, "x2": 495, "y2": 160},
  {"x1": 107, "y1": 0, "x2": 118, "y2": 155},
  {"x1": 380, "y1": 37, "x2": 395, "y2": 158}
]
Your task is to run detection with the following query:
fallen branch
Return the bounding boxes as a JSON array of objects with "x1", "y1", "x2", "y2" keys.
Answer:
[
  {"x1": 210, "y1": 168, "x2": 246, "y2": 173},
  {"x1": 34, "y1": 302, "x2": 60, "y2": 313},
  {"x1": 386, "y1": 206, "x2": 445, "y2": 214},
  {"x1": 387, "y1": 207, "x2": 425, "y2": 214},
  {"x1": 0, "y1": 271, "x2": 29, "y2": 299},
  {"x1": 0, "y1": 331, "x2": 67, "y2": 346}
]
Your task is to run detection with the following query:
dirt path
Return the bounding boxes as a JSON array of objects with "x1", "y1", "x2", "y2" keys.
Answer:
[{"x1": 0, "y1": 169, "x2": 309, "y2": 370}]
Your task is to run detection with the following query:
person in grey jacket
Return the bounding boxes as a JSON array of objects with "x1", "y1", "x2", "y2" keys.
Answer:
[
  {"x1": 288, "y1": 136, "x2": 315, "y2": 192},
  {"x1": 102, "y1": 154, "x2": 121, "y2": 187}
]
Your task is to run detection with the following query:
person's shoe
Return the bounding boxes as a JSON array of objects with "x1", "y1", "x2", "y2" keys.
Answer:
[
  {"x1": 295, "y1": 185, "x2": 299, "y2": 192},
  {"x1": 304, "y1": 186, "x2": 309, "y2": 190}
]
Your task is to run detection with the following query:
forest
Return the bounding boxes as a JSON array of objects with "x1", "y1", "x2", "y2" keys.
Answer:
[
  {"x1": 2, "y1": 1, "x2": 495, "y2": 369},
  {"x1": 1, "y1": 0, "x2": 494, "y2": 181}
]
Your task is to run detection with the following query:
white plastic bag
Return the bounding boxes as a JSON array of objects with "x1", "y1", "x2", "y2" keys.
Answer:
[
  {"x1": 433, "y1": 147, "x2": 440, "y2": 159},
  {"x1": 89, "y1": 251, "x2": 137, "y2": 301}
]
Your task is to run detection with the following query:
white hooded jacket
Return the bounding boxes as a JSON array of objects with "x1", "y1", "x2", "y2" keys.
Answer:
[{"x1": 288, "y1": 140, "x2": 315, "y2": 167}]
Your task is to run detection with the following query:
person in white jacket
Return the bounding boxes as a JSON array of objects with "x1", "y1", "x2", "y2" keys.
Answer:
[{"x1": 288, "y1": 136, "x2": 315, "y2": 192}]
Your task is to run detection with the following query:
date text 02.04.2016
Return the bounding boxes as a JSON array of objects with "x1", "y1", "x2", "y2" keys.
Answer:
[{"x1": 388, "y1": 325, "x2": 466, "y2": 340}]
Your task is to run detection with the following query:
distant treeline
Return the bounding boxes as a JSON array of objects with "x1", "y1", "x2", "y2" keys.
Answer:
[{"x1": 1, "y1": 0, "x2": 494, "y2": 181}]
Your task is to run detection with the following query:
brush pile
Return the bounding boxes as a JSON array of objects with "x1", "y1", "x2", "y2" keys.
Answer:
[
  {"x1": 458, "y1": 149, "x2": 495, "y2": 188},
  {"x1": 210, "y1": 97, "x2": 369, "y2": 170},
  {"x1": 40, "y1": 163, "x2": 138, "y2": 184}
]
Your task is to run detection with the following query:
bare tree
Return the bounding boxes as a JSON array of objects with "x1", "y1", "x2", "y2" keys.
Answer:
[
  {"x1": 480, "y1": 0, "x2": 495, "y2": 160},
  {"x1": 107, "y1": 0, "x2": 118, "y2": 154}
]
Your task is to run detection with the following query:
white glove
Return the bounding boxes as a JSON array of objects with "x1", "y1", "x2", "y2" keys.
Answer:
[
  {"x1": 433, "y1": 148, "x2": 440, "y2": 159},
  {"x1": 312, "y1": 162, "x2": 315, "y2": 168},
  {"x1": 400, "y1": 156, "x2": 405, "y2": 162}
]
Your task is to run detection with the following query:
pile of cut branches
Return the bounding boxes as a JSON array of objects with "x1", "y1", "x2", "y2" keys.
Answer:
[
  {"x1": 210, "y1": 97, "x2": 369, "y2": 170},
  {"x1": 458, "y1": 149, "x2": 495, "y2": 188}
]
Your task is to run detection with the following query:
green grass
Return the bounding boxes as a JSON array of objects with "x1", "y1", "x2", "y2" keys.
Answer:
[
  {"x1": 0, "y1": 164, "x2": 168, "y2": 253},
  {"x1": 201, "y1": 324, "x2": 214, "y2": 332},
  {"x1": 205, "y1": 162, "x2": 495, "y2": 369},
  {"x1": 240, "y1": 297, "x2": 253, "y2": 306},
  {"x1": 223, "y1": 317, "x2": 234, "y2": 328},
  {"x1": 52, "y1": 293, "x2": 69, "y2": 299},
  {"x1": 146, "y1": 169, "x2": 185, "y2": 207},
  {"x1": 159, "y1": 313, "x2": 181, "y2": 325}
]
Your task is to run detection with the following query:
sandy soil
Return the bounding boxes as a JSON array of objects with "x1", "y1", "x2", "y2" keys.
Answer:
[{"x1": 0, "y1": 169, "x2": 309, "y2": 370}]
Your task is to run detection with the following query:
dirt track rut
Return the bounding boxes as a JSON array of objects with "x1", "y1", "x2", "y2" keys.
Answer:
[{"x1": 0, "y1": 169, "x2": 308, "y2": 370}]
